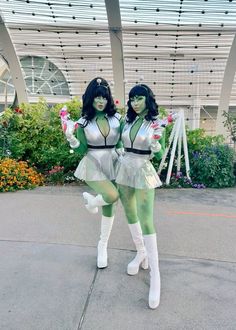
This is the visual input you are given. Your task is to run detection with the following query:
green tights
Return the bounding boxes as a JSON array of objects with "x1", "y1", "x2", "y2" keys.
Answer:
[
  {"x1": 118, "y1": 184, "x2": 156, "y2": 235},
  {"x1": 86, "y1": 180, "x2": 119, "y2": 217}
]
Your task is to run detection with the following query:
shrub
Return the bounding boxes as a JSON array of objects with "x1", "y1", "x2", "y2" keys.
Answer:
[
  {"x1": 45, "y1": 165, "x2": 65, "y2": 185},
  {"x1": 154, "y1": 127, "x2": 235, "y2": 188},
  {"x1": 45, "y1": 166, "x2": 80, "y2": 185},
  {"x1": 0, "y1": 158, "x2": 44, "y2": 192},
  {"x1": 223, "y1": 110, "x2": 236, "y2": 150},
  {"x1": 187, "y1": 129, "x2": 235, "y2": 187},
  {"x1": 186, "y1": 128, "x2": 224, "y2": 154},
  {"x1": 0, "y1": 98, "x2": 82, "y2": 173},
  {"x1": 190, "y1": 144, "x2": 235, "y2": 188}
]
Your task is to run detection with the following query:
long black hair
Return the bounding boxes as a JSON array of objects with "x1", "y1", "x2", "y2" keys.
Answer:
[
  {"x1": 126, "y1": 84, "x2": 158, "y2": 123},
  {"x1": 81, "y1": 77, "x2": 116, "y2": 121}
]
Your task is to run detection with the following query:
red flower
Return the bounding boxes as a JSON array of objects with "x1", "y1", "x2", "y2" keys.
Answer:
[
  {"x1": 115, "y1": 99, "x2": 120, "y2": 105},
  {"x1": 14, "y1": 107, "x2": 23, "y2": 114}
]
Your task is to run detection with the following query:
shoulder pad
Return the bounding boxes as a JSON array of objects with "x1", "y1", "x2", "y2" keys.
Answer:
[
  {"x1": 77, "y1": 117, "x2": 87, "y2": 127},
  {"x1": 114, "y1": 112, "x2": 122, "y2": 120}
]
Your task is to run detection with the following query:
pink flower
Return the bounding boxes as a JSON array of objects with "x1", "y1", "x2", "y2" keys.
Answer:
[{"x1": 167, "y1": 114, "x2": 173, "y2": 123}]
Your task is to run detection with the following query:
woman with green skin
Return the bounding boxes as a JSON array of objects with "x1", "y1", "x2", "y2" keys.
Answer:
[
  {"x1": 64, "y1": 77, "x2": 122, "y2": 269},
  {"x1": 116, "y1": 84, "x2": 165, "y2": 309}
]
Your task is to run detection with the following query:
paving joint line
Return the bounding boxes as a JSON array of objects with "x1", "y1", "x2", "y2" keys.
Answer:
[
  {"x1": 77, "y1": 267, "x2": 98, "y2": 330},
  {"x1": 1, "y1": 239, "x2": 236, "y2": 265}
]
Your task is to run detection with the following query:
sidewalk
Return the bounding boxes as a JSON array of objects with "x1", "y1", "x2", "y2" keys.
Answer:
[{"x1": 0, "y1": 186, "x2": 236, "y2": 330}]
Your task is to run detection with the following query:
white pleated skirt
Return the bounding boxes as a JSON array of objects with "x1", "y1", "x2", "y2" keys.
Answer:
[
  {"x1": 74, "y1": 149, "x2": 118, "y2": 182},
  {"x1": 116, "y1": 153, "x2": 162, "y2": 189}
]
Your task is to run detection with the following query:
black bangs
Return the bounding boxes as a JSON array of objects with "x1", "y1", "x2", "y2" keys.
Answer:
[
  {"x1": 126, "y1": 83, "x2": 158, "y2": 123},
  {"x1": 94, "y1": 85, "x2": 109, "y2": 99},
  {"x1": 129, "y1": 85, "x2": 148, "y2": 98}
]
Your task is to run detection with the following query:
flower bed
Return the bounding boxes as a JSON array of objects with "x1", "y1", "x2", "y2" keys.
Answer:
[{"x1": 0, "y1": 158, "x2": 44, "y2": 192}]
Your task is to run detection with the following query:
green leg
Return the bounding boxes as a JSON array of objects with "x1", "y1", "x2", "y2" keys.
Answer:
[
  {"x1": 86, "y1": 180, "x2": 119, "y2": 217},
  {"x1": 119, "y1": 184, "x2": 156, "y2": 235},
  {"x1": 136, "y1": 188, "x2": 156, "y2": 235},
  {"x1": 118, "y1": 184, "x2": 138, "y2": 224}
]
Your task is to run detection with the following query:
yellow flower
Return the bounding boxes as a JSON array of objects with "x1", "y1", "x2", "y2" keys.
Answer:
[{"x1": 0, "y1": 158, "x2": 44, "y2": 192}]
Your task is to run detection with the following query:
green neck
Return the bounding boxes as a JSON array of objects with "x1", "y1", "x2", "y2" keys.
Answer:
[
  {"x1": 95, "y1": 110, "x2": 106, "y2": 117},
  {"x1": 137, "y1": 109, "x2": 148, "y2": 118}
]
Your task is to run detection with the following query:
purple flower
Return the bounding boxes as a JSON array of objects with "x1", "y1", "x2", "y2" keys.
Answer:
[{"x1": 193, "y1": 151, "x2": 199, "y2": 159}]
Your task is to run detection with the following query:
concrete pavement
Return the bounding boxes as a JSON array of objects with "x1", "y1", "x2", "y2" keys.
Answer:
[{"x1": 0, "y1": 186, "x2": 236, "y2": 330}]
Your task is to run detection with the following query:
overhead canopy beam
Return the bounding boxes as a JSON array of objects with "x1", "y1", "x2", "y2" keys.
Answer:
[
  {"x1": 216, "y1": 34, "x2": 236, "y2": 138},
  {"x1": 105, "y1": 0, "x2": 125, "y2": 107},
  {"x1": 0, "y1": 16, "x2": 28, "y2": 104}
]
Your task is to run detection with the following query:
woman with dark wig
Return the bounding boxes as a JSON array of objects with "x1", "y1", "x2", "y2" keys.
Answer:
[
  {"x1": 116, "y1": 84, "x2": 165, "y2": 309},
  {"x1": 62, "y1": 77, "x2": 122, "y2": 269}
]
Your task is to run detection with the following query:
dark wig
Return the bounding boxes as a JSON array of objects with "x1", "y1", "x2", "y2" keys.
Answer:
[
  {"x1": 81, "y1": 77, "x2": 116, "y2": 121},
  {"x1": 126, "y1": 84, "x2": 158, "y2": 123}
]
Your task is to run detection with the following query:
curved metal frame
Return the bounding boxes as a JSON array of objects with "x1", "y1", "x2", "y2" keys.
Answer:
[
  {"x1": 216, "y1": 34, "x2": 236, "y2": 137},
  {"x1": 0, "y1": 16, "x2": 28, "y2": 104}
]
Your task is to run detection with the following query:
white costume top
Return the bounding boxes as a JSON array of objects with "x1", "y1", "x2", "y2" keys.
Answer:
[
  {"x1": 74, "y1": 113, "x2": 122, "y2": 181},
  {"x1": 116, "y1": 116, "x2": 164, "y2": 189}
]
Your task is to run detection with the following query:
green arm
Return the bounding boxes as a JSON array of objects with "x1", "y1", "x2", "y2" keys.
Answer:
[
  {"x1": 73, "y1": 126, "x2": 88, "y2": 156},
  {"x1": 115, "y1": 117, "x2": 125, "y2": 149},
  {"x1": 153, "y1": 129, "x2": 166, "y2": 161}
]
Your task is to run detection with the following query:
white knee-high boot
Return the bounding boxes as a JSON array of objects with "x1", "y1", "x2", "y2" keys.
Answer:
[
  {"x1": 143, "y1": 234, "x2": 161, "y2": 309},
  {"x1": 83, "y1": 192, "x2": 109, "y2": 214},
  {"x1": 97, "y1": 215, "x2": 114, "y2": 268},
  {"x1": 127, "y1": 222, "x2": 148, "y2": 275}
]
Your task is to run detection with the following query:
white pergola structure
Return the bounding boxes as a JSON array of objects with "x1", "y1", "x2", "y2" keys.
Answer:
[{"x1": 1, "y1": 0, "x2": 236, "y2": 137}]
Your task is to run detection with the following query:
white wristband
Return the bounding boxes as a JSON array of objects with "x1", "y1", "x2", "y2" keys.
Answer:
[{"x1": 67, "y1": 136, "x2": 80, "y2": 148}]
